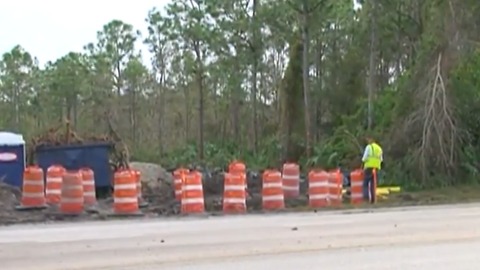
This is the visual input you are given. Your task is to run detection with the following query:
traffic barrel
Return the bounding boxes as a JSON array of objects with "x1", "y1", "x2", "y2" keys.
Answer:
[
  {"x1": 282, "y1": 163, "x2": 300, "y2": 198},
  {"x1": 181, "y1": 170, "x2": 205, "y2": 214},
  {"x1": 262, "y1": 170, "x2": 285, "y2": 210},
  {"x1": 60, "y1": 170, "x2": 84, "y2": 215},
  {"x1": 223, "y1": 172, "x2": 246, "y2": 214},
  {"x1": 45, "y1": 165, "x2": 65, "y2": 205},
  {"x1": 16, "y1": 165, "x2": 47, "y2": 210},
  {"x1": 308, "y1": 170, "x2": 329, "y2": 208},
  {"x1": 113, "y1": 169, "x2": 141, "y2": 215}
]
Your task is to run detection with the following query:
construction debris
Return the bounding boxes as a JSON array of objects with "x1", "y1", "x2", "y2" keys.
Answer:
[{"x1": 27, "y1": 118, "x2": 127, "y2": 170}]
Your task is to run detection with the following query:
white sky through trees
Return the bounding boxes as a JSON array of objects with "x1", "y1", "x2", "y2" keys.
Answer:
[
  {"x1": 0, "y1": 0, "x2": 361, "y2": 67},
  {"x1": 0, "y1": 0, "x2": 169, "y2": 66}
]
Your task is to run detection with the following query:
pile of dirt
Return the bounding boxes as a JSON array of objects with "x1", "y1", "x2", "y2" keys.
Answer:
[
  {"x1": 0, "y1": 182, "x2": 51, "y2": 225},
  {"x1": 130, "y1": 161, "x2": 173, "y2": 186},
  {"x1": 130, "y1": 162, "x2": 178, "y2": 215},
  {"x1": 0, "y1": 181, "x2": 20, "y2": 211}
]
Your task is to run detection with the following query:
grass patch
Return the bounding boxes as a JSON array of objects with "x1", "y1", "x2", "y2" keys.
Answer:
[
  {"x1": 380, "y1": 184, "x2": 480, "y2": 206},
  {"x1": 286, "y1": 185, "x2": 480, "y2": 213}
]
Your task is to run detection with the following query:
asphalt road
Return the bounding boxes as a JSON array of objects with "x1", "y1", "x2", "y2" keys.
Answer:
[{"x1": 1, "y1": 203, "x2": 480, "y2": 270}]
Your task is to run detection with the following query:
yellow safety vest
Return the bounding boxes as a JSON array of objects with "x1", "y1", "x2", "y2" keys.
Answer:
[{"x1": 364, "y1": 142, "x2": 382, "y2": 169}]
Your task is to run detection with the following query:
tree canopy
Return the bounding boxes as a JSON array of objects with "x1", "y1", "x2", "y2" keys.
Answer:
[{"x1": 1, "y1": 0, "x2": 480, "y2": 189}]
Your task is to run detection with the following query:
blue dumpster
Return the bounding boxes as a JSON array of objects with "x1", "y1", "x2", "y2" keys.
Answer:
[
  {"x1": 35, "y1": 142, "x2": 114, "y2": 188},
  {"x1": 0, "y1": 132, "x2": 26, "y2": 188}
]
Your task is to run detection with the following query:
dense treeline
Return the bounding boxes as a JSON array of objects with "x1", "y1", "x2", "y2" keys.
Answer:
[{"x1": 1, "y1": 0, "x2": 480, "y2": 189}]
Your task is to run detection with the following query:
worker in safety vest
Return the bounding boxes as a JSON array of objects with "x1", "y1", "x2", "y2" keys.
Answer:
[{"x1": 361, "y1": 136, "x2": 383, "y2": 203}]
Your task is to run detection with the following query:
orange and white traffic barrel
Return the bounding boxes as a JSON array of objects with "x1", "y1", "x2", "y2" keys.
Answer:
[
  {"x1": 173, "y1": 168, "x2": 189, "y2": 201},
  {"x1": 113, "y1": 169, "x2": 140, "y2": 215},
  {"x1": 17, "y1": 165, "x2": 46, "y2": 210},
  {"x1": 229, "y1": 160, "x2": 247, "y2": 190},
  {"x1": 45, "y1": 165, "x2": 65, "y2": 205},
  {"x1": 223, "y1": 172, "x2": 246, "y2": 213},
  {"x1": 80, "y1": 168, "x2": 96, "y2": 207},
  {"x1": 308, "y1": 170, "x2": 329, "y2": 208},
  {"x1": 262, "y1": 170, "x2": 285, "y2": 210},
  {"x1": 229, "y1": 160, "x2": 246, "y2": 174},
  {"x1": 181, "y1": 170, "x2": 205, "y2": 214},
  {"x1": 350, "y1": 169, "x2": 364, "y2": 204},
  {"x1": 282, "y1": 163, "x2": 300, "y2": 198},
  {"x1": 132, "y1": 169, "x2": 148, "y2": 207},
  {"x1": 328, "y1": 169, "x2": 343, "y2": 206},
  {"x1": 60, "y1": 170, "x2": 84, "y2": 215}
]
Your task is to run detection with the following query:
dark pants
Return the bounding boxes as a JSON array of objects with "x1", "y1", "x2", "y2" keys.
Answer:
[{"x1": 363, "y1": 168, "x2": 378, "y2": 203}]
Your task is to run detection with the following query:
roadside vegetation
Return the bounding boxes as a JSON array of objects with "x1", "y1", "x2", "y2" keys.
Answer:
[{"x1": 1, "y1": 0, "x2": 480, "y2": 200}]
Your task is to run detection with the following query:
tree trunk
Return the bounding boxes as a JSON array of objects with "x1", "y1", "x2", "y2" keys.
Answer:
[
  {"x1": 13, "y1": 86, "x2": 20, "y2": 131},
  {"x1": 183, "y1": 80, "x2": 190, "y2": 145},
  {"x1": 279, "y1": 39, "x2": 304, "y2": 163},
  {"x1": 130, "y1": 88, "x2": 137, "y2": 146},
  {"x1": 231, "y1": 57, "x2": 242, "y2": 143},
  {"x1": 194, "y1": 42, "x2": 205, "y2": 160},
  {"x1": 73, "y1": 95, "x2": 78, "y2": 128},
  {"x1": 314, "y1": 37, "x2": 323, "y2": 143},
  {"x1": 232, "y1": 92, "x2": 241, "y2": 142},
  {"x1": 367, "y1": 0, "x2": 377, "y2": 130},
  {"x1": 157, "y1": 60, "x2": 166, "y2": 153},
  {"x1": 302, "y1": 0, "x2": 312, "y2": 158},
  {"x1": 251, "y1": 0, "x2": 259, "y2": 153}
]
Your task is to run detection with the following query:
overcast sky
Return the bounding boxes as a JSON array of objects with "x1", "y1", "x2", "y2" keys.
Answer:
[
  {"x1": 1, "y1": 0, "x2": 361, "y2": 67},
  {"x1": 0, "y1": 0, "x2": 170, "y2": 66}
]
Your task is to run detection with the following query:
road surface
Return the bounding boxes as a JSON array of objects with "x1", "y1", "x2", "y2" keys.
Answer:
[{"x1": 1, "y1": 204, "x2": 480, "y2": 269}]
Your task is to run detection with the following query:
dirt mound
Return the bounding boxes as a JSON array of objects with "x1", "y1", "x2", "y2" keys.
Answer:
[
  {"x1": 0, "y1": 181, "x2": 50, "y2": 225},
  {"x1": 0, "y1": 181, "x2": 20, "y2": 211},
  {"x1": 130, "y1": 162, "x2": 177, "y2": 215},
  {"x1": 130, "y1": 162, "x2": 173, "y2": 186}
]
